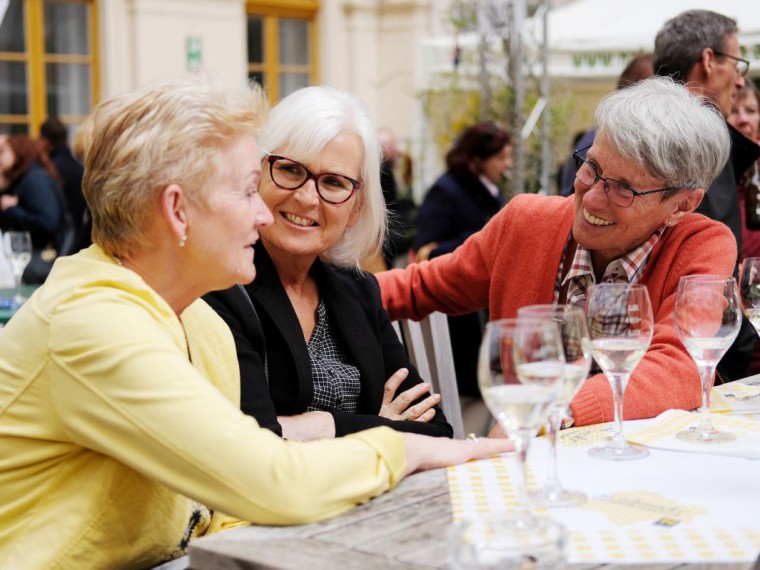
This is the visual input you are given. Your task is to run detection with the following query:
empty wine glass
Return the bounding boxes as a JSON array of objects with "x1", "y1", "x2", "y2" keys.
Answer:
[
  {"x1": 478, "y1": 318, "x2": 563, "y2": 528},
  {"x1": 674, "y1": 275, "x2": 740, "y2": 443},
  {"x1": 2, "y1": 231, "x2": 32, "y2": 306},
  {"x1": 517, "y1": 305, "x2": 591, "y2": 506},
  {"x1": 585, "y1": 283, "x2": 653, "y2": 460}
]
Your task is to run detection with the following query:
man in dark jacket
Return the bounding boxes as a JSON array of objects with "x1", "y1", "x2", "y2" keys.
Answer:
[{"x1": 655, "y1": 9, "x2": 760, "y2": 381}]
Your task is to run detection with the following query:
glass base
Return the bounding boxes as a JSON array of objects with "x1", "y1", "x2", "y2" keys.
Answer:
[
  {"x1": 530, "y1": 485, "x2": 587, "y2": 508},
  {"x1": 588, "y1": 441, "x2": 649, "y2": 460},
  {"x1": 676, "y1": 428, "x2": 736, "y2": 444},
  {"x1": 448, "y1": 514, "x2": 567, "y2": 569}
]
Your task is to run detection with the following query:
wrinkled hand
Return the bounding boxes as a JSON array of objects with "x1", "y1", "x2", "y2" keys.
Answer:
[
  {"x1": 379, "y1": 368, "x2": 441, "y2": 422},
  {"x1": 402, "y1": 432, "x2": 513, "y2": 475}
]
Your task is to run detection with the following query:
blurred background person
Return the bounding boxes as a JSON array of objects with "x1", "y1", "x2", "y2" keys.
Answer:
[
  {"x1": 729, "y1": 79, "x2": 760, "y2": 374},
  {"x1": 39, "y1": 116, "x2": 90, "y2": 251},
  {"x1": 0, "y1": 134, "x2": 64, "y2": 284},
  {"x1": 558, "y1": 53, "x2": 654, "y2": 197},
  {"x1": 411, "y1": 122, "x2": 511, "y2": 435},
  {"x1": 205, "y1": 87, "x2": 452, "y2": 440},
  {"x1": 655, "y1": 9, "x2": 760, "y2": 382},
  {"x1": 374, "y1": 126, "x2": 416, "y2": 271}
]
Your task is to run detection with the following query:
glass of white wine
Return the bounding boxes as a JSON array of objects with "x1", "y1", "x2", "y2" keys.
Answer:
[
  {"x1": 517, "y1": 304, "x2": 591, "y2": 507},
  {"x1": 585, "y1": 283, "x2": 653, "y2": 460},
  {"x1": 740, "y1": 257, "x2": 760, "y2": 339},
  {"x1": 675, "y1": 275, "x2": 740, "y2": 443},
  {"x1": 478, "y1": 318, "x2": 563, "y2": 527},
  {"x1": 2, "y1": 231, "x2": 32, "y2": 307}
]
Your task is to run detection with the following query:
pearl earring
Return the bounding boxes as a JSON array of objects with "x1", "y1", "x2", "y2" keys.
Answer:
[{"x1": 179, "y1": 234, "x2": 187, "y2": 247}]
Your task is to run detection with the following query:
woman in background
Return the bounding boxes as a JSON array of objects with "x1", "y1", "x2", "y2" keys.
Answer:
[
  {"x1": 411, "y1": 123, "x2": 511, "y2": 429},
  {"x1": 0, "y1": 134, "x2": 64, "y2": 283},
  {"x1": 205, "y1": 86, "x2": 451, "y2": 440}
]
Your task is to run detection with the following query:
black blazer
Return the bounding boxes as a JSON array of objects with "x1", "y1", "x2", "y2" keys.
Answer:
[{"x1": 204, "y1": 243, "x2": 452, "y2": 438}]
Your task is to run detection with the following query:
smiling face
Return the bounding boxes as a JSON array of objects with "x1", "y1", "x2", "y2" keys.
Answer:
[
  {"x1": 185, "y1": 134, "x2": 273, "y2": 289},
  {"x1": 259, "y1": 131, "x2": 362, "y2": 263},
  {"x1": 475, "y1": 144, "x2": 512, "y2": 184},
  {"x1": 572, "y1": 141, "x2": 689, "y2": 270}
]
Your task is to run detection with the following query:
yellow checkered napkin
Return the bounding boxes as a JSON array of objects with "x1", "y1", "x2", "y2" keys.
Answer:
[
  {"x1": 447, "y1": 455, "x2": 539, "y2": 520},
  {"x1": 711, "y1": 382, "x2": 760, "y2": 414}
]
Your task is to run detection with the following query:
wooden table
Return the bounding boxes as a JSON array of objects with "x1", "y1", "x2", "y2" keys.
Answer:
[{"x1": 188, "y1": 463, "x2": 756, "y2": 570}]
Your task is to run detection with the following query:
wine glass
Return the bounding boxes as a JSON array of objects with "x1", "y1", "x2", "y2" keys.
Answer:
[
  {"x1": 585, "y1": 283, "x2": 653, "y2": 460},
  {"x1": 740, "y1": 257, "x2": 760, "y2": 339},
  {"x1": 478, "y1": 318, "x2": 563, "y2": 528},
  {"x1": 2, "y1": 231, "x2": 32, "y2": 306},
  {"x1": 674, "y1": 275, "x2": 740, "y2": 443},
  {"x1": 517, "y1": 304, "x2": 591, "y2": 507},
  {"x1": 448, "y1": 515, "x2": 567, "y2": 569}
]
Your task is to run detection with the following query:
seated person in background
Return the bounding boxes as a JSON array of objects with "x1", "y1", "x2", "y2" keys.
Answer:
[
  {"x1": 39, "y1": 116, "x2": 90, "y2": 251},
  {"x1": 205, "y1": 86, "x2": 452, "y2": 441},
  {"x1": 0, "y1": 79, "x2": 508, "y2": 570},
  {"x1": 411, "y1": 123, "x2": 511, "y2": 423},
  {"x1": 377, "y1": 77, "x2": 736, "y2": 428},
  {"x1": 0, "y1": 134, "x2": 64, "y2": 283}
]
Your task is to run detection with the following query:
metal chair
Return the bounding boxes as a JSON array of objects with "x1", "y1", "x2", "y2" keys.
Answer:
[{"x1": 392, "y1": 312, "x2": 465, "y2": 439}]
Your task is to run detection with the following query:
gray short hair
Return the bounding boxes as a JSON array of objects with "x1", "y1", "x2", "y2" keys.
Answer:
[
  {"x1": 259, "y1": 86, "x2": 385, "y2": 270},
  {"x1": 595, "y1": 76, "x2": 729, "y2": 193},
  {"x1": 654, "y1": 10, "x2": 738, "y2": 82}
]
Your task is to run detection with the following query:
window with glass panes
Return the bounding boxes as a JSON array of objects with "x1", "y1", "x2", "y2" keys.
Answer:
[
  {"x1": 0, "y1": 0, "x2": 98, "y2": 136},
  {"x1": 246, "y1": 1, "x2": 318, "y2": 104}
]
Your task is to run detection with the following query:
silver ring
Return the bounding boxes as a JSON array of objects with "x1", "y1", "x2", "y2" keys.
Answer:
[
  {"x1": 401, "y1": 410, "x2": 409, "y2": 421},
  {"x1": 466, "y1": 433, "x2": 479, "y2": 443}
]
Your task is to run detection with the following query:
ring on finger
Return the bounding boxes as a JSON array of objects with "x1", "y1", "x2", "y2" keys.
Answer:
[{"x1": 401, "y1": 410, "x2": 409, "y2": 421}]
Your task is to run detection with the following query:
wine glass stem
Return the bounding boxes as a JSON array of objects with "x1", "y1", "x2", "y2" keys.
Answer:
[
  {"x1": 13, "y1": 269, "x2": 22, "y2": 302},
  {"x1": 544, "y1": 410, "x2": 562, "y2": 490},
  {"x1": 696, "y1": 363, "x2": 718, "y2": 432},
  {"x1": 512, "y1": 434, "x2": 532, "y2": 521},
  {"x1": 609, "y1": 372, "x2": 630, "y2": 448}
]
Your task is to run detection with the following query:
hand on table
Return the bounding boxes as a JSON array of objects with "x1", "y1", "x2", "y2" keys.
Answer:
[
  {"x1": 379, "y1": 368, "x2": 441, "y2": 422},
  {"x1": 402, "y1": 432, "x2": 512, "y2": 476}
]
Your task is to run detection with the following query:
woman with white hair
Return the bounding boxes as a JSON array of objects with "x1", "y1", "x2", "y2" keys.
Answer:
[
  {"x1": 205, "y1": 86, "x2": 452, "y2": 440},
  {"x1": 378, "y1": 76, "x2": 737, "y2": 428}
]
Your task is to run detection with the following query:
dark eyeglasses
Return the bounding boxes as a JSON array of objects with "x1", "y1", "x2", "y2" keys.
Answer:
[
  {"x1": 713, "y1": 51, "x2": 750, "y2": 77},
  {"x1": 572, "y1": 146, "x2": 677, "y2": 208},
  {"x1": 266, "y1": 155, "x2": 362, "y2": 205}
]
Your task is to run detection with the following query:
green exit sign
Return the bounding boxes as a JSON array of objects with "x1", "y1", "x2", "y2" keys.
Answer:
[{"x1": 186, "y1": 36, "x2": 202, "y2": 71}]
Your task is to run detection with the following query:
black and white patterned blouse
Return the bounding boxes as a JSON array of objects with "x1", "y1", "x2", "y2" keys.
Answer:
[{"x1": 305, "y1": 300, "x2": 361, "y2": 413}]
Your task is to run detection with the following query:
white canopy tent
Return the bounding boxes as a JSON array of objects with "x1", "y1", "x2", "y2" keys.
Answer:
[
  {"x1": 418, "y1": 0, "x2": 760, "y2": 87},
  {"x1": 547, "y1": 0, "x2": 760, "y2": 79}
]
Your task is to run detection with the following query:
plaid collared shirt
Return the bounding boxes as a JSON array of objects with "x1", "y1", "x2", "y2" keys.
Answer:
[
  {"x1": 553, "y1": 227, "x2": 665, "y2": 373},
  {"x1": 554, "y1": 227, "x2": 666, "y2": 307}
]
